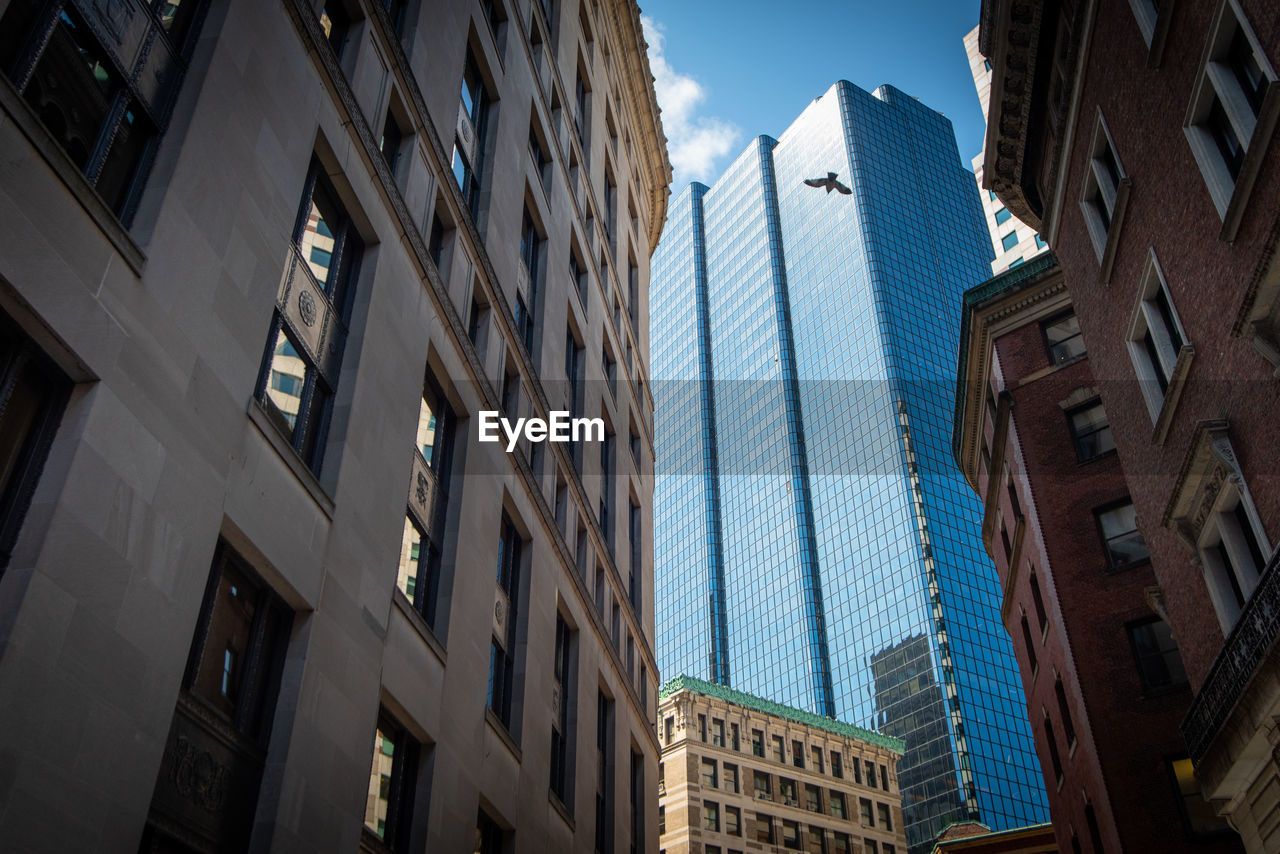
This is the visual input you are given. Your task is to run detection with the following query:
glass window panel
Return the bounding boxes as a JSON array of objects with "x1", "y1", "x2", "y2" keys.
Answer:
[
  {"x1": 397, "y1": 516, "x2": 423, "y2": 604},
  {"x1": 365, "y1": 726, "x2": 396, "y2": 838},
  {"x1": 265, "y1": 329, "x2": 307, "y2": 433}
]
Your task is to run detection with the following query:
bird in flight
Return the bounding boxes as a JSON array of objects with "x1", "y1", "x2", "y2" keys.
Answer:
[{"x1": 803, "y1": 172, "x2": 853, "y2": 195}]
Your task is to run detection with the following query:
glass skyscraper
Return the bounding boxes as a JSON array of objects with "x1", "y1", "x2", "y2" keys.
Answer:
[{"x1": 651, "y1": 81, "x2": 1048, "y2": 851}]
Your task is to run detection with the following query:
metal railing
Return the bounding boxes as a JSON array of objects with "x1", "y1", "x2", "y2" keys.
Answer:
[{"x1": 1182, "y1": 550, "x2": 1280, "y2": 762}]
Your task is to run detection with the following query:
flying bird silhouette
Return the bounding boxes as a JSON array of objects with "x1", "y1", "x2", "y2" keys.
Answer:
[{"x1": 803, "y1": 172, "x2": 852, "y2": 195}]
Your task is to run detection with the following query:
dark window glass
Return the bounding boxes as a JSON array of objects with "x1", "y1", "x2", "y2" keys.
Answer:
[
  {"x1": 1043, "y1": 312, "x2": 1086, "y2": 363},
  {"x1": 1067, "y1": 401, "x2": 1115, "y2": 462},
  {"x1": 1129, "y1": 618, "x2": 1188, "y2": 691},
  {"x1": 0, "y1": 3, "x2": 208, "y2": 223},
  {"x1": 1228, "y1": 26, "x2": 1267, "y2": 115},
  {"x1": 1207, "y1": 97, "x2": 1245, "y2": 181},
  {"x1": 1044, "y1": 718, "x2": 1063, "y2": 783},
  {"x1": 1056, "y1": 678, "x2": 1076, "y2": 746},
  {"x1": 752, "y1": 729, "x2": 765, "y2": 757},
  {"x1": 1001, "y1": 231, "x2": 1019, "y2": 251},
  {"x1": 381, "y1": 110, "x2": 405, "y2": 173},
  {"x1": 1170, "y1": 757, "x2": 1231, "y2": 836},
  {"x1": 0, "y1": 317, "x2": 71, "y2": 575},
  {"x1": 994, "y1": 207, "x2": 1012, "y2": 224},
  {"x1": 476, "y1": 809, "x2": 505, "y2": 854},
  {"x1": 551, "y1": 614, "x2": 575, "y2": 805},
  {"x1": 319, "y1": 4, "x2": 351, "y2": 56},
  {"x1": 488, "y1": 513, "x2": 523, "y2": 728},
  {"x1": 595, "y1": 690, "x2": 613, "y2": 854},
  {"x1": 257, "y1": 159, "x2": 363, "y2": 473},
  {"x1": 453, "y1": 53, "x2": 489, "y2": 216},
  {"x1": 1096, "y1": 501, "x2": 1150, "y2": 571}
]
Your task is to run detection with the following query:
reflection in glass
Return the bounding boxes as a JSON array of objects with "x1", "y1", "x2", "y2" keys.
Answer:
[
  {"x1": 300, "y1": 196, "x2": 337, "y2": 287},
  {"x1": 397, "y1": 516, "x2": 423, "y2": 604},
  {"x1": 266, "y1": 330, "x2": 306, "y2": 432},
  {"x1": 416, "y1": 398, "x2": 438, "y2": 465},
  {"x1": 1099, "y1": 502, "x2": 1149, "y2": 570},
  {"x1": 364, "y1": 726, "x2": 396, "y2": 838}
]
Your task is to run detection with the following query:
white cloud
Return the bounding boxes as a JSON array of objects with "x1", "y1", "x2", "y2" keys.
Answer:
[{"x1": 642, "y1": 15, "x2": 740, "y2": 188}]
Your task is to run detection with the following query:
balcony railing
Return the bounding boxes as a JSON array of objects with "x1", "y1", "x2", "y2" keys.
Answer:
[{"x1": 1182, "y1": 549, "x2": 1280, "y2": 762}]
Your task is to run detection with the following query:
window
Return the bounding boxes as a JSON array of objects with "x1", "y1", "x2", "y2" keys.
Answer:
[
  {"x1": 319, "y1": 4, "x2": 351, "y2": 56},
  {"x1": 453, "y1": 52, "x2": 491, "y2": 218},
  {"x1": 664, "y1": 716, "x2": 674, "y2": 744},
  {"x1": 698, "y1": 713, "x2": 707, "y2": 742},
  {"x1": 1066, "y1": 401, "x2": 1115, "y2": 462},
  {"x1": 1096, "y1": 500, "x2": 1150, "y2": 571},
  {"x1": 994, "y1": 207, "x2": 1013, "y2": 225},
  {"x1": 488, "y1": 513, "x2": 525, "y2": 731},
  {"x1": 1201, "y1": 487, "x2": 1270, "y2": 631},
  {"x1": 1078, "y1": 112, "x2": 1130, "y2": 279},
  {"x1": 0, "y1": 316, "x2": 70, "y2": 575},
  {"x1": 704, "y1": 800, "x2": 720, "y2": 832},
  {"x1": 595, "y1": 690, "x2": 613, "y2": 854},
  {"x1": 1035, "y1": 233, "x2": 1048, "y2": 249},
  {"x1": 566, "y1": 328, "x2": 585, "y2": 470},
  {"x1": 879, "y1": 765, "x2": 889, "y2": 791},
  {"x1": 781, "y1": 820, "x2": 800, "y2": 850},
  {"x1": 702, "y1": 757, "x2": 718, "y2": 788},
  {"x1": 400, "y1": 378, "x2": 454, "y2": 627},
  {"x1": 1029, "y1": 571, "x2": 1048, "y2": 634},
  {"x1": 1055, "y1": 678, "x2": 1076, "y2": 748},
  {"x1": 864, "y1": 761, "x2": 876, "y2": 787},
  {"x1": 834, "y1": 833, "x2": 852, "y2": 854},
  {"x1": 859, "y1": 797, "x2": 873, "y2": 827},
  {"x1": 806, "y1": 784, "x2": 821, "y2": 812},
  {"x1": 1128, "y1": 618, "x2": 1189, "y2": 691},
  {"x1": 1127, "y1": 0, "x2": 1170, "y2": 58},
  {"x1": 529, "y1": 120, "x2": 552, "y2": 189},
  {"x1": 755, "y1": 814, "x2": 776, "y2": 844},
  {"x1": 145, "y1": 541, "x2": 292, "y2": 850},
  {"x1": 1169, "y1": 757, "x2": 1232, "y2": 835},
  {"x1": 364, "y1": 711, "x2": 419, "y2": 849},
  {"x1": 0, "y1": 1, "x2": 207, "y2": 223},
  {"x1": 1044, "y1": 717, "x2": 1064, "y2": 785},
  {"x1": 1127, "y1": 252, "x2": 1190, "y2": 425},
  {"x1": 712, "y1": 718, "x2": 725, "y2": 747},
  {"x1": 726, "y1": 805, "x2": 741, "y2": 836},
  {"x1": 779, "y1": 777, "x2": 797, "y2": 807},
  {"x1": 754, "y1": 770, "x2": 772, "y2": 801},
  {"x1": 517, "y1": 208, "x2": 543, "y2": 353},
  {"x1": 852, "y1": 756, "x2": 861, "y2": 785},
  {"x1": 1000, "y1": 231, "x2": 1019, "y2": 252},
  {"x1": 257, "y1": 158, "x2": 363, "y2": 473},
  {"x1": 752, "y1": 729, "x2": 765, "y2": 757},
  {"x1": 830, "y1": 791, "x2": 846, "y2": 819},
  {"x1": 792, "y1": 740, "x2": 804, "y2": 768},
  {"x1": 773, "y1": 735, "x2": 785, "y2": 762},
  {"x1": 1042, "y1": 311, "x2": 1086, "y2": 364},
  {"x1": 864, "y1": 840, "x2": 878, "y2": 854},
  {"x1": 724, "y1": 763, "x2": 740, "y2": 793},
  {"x1": 574, "y1": 67, "x2": 590, "y2": 148},
  {"x1": 812, "y1": 746, "x2": 824, "y2": 774},
  {"x1": 572, "y1": 250, "x2": 589, "y2": 309},
  {"x1": 551, "y1": 614, "x2": 576, "y2": 806},
  {"x1": 1022, "y1": 613, "x2": 1039, "y2": 673},
  {"x1": 831, "y1": 751, "x2": 843, "y2": 778},
  {"x1": 1184, "y1": 0, "x2": 1278, "y2": 235},
  {"x1": 380, "y1": 107, "x2": 406, "y2": 175},
  {"x1": 876, "y1": 803, "x2": 892, "y2": 830},
  {"x1": 476, "y1": 809, "x2": 506, "y2": 854}
]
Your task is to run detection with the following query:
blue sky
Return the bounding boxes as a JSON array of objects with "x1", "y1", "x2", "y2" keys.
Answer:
[{"x1": 639, "y1": 0, "x2": 985, "y2": 190}]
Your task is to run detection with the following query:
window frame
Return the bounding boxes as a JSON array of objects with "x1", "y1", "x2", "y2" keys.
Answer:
[
  {"x1": 1126, "y1": 617, "x2": 1189, "y2": 694},
  {"x1": 1183, "y1": 0, "x2": 1280, "y2": 240},
  {"x1": 363, "y1": 709, "x2": 420, "y2": 850},
  {"x1": 1094, "y1": 498, "x2": 1151, "y2": 573},
  {"x1": 1125, "y1": 250, "x2": 1192, "y2": 435},
  {"x1": 1041, "y1": 310, "x2": 1086, "y2": 366},
  {"x1": 1065, "y1": 399, "x2": 1116, "y2": 463},
  {"x1": 1078, "y1": 110, "x2": 1131, "y2": 282}
]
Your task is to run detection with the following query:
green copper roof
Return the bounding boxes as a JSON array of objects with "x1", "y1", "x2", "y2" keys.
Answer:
[{"x1": 657, "y1": 674, "x2": 905, "y2": 754}]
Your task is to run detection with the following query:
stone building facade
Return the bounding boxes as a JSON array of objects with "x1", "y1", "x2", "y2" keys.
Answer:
[
  {"x1": 954, "y1": 255, "x2": 1241, "y2": 852},
  {"x1": 657, "y1": 676, "x2": 907, "y2": 854},
  {"x1": 979, "y1": 0, "x2": 1280, "y2": 849},
  {"x1": 0, "y1": 0, "x2": 669, "y2": 851}
]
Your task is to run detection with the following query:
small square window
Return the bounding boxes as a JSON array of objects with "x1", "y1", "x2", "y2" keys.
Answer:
[
  {"x1": 1096, "y1": 500, "x2": 1150, "y2": 572},
  {"x1": 1066, "y1": 401, "x2": 1116, "y2": 462},
  {"x1": 1128, "y1": 618, "x2": 1188, "y2": 691},
  {"x1": 1042, "y1": 311, "x2": 1086, "y2": 364},
  {"x1": 995, "y1": 207, "x2": 1013, "y2": 225},
  {"x1": 1001, "y1": 231, "x2": 1019, "y2": 252}
]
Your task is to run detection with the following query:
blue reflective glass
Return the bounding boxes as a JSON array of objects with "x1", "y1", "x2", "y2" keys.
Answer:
[{"x1": 651, "y1": 82, "x2": 1048, "y2": 852}]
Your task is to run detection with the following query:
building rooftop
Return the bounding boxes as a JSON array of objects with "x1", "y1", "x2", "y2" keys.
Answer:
[{"x1": 658, "y1": 674, "x2": 905, "y2": 754}]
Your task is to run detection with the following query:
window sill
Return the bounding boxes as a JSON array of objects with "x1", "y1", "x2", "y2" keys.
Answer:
[
  {"x1": 1075, "y1": 448, "x2": 1118, "y2": 467},
  {"x1": 392, "y1": 589, "x2": 446, "y2": 665},
  {"x1": 247, "y1": 398, "x2": 335, "y2": 519},
  {"x1": 549, "y1": 791, "x2": 575, "y2": 830},
  {"x1": 1150, "y1": 344, "x2": 1195, "y2": 445},
  {"x1": 485, "y1": 706, "x2": 522, "y2": 761},
  {"x1": 0, "y1": 74, "x2": 146, "y2": 275}
]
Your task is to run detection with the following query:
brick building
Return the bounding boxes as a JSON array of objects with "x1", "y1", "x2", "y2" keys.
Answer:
[
  {"x1": 955, "y1": 255, "x2": 1240, "y2": 851},
  {"x1": 0, "y1": 0, "x2": 669, "y2": 851},
  {"x1": 979, "y1": 0, "x2": 1280, "y2": 848},
  {"x1": 657, "y1": 675, "x2": 907, "y2": 854}
]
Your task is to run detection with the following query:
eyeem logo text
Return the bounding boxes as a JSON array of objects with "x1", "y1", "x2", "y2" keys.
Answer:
[{"x1": 478, "y1": 411, "x2": 605, "y2": 452}]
